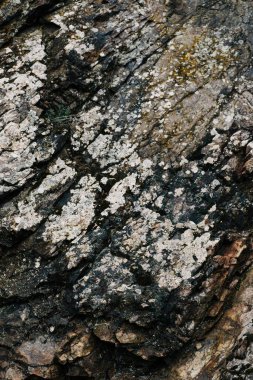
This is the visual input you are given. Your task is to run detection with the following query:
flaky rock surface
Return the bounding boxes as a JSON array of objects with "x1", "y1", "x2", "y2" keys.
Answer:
[{"x1": 0, "y1": 0, "x2": 253, "y2": 379}]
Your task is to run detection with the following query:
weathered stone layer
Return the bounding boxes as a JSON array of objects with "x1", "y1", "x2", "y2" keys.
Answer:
[{"x1": 0, "y1": 0, "x2": 253, "y2": 379}]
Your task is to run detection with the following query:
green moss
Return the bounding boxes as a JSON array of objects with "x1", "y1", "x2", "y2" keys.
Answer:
[{"x1": 44, "y1": 104, "x2": 72, "y2": 123}]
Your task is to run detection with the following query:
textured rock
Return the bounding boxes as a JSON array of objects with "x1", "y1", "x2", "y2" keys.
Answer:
[{"x1": 0, "y1": 0, "x2": 253, "y2": 379}]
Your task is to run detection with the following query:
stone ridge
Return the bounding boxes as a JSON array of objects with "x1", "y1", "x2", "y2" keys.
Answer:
[{"x1": 0, "y1": 0, "x2": 253, "y2": 379}]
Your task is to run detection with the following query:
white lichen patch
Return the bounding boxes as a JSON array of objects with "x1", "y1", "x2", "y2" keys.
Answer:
[
  {"x1": 0, "y1": 30, "x2": 48, "y2": 194},
  {"x1": 65, "y1": 39, "x2": 95, "y2": 57},
  {"x1": 88, "y1": 135, "x2": 138, "y2": 168},
  {"x1": 66, "y1": 235, "x2": 92, "y2": 269},
  {"x1": 115, "y1": 207, "x2": 218, "y2": 292},
  {"x1": 175, "y1": 188, "x2": 184, "y2": 197},
  {"x1": 48, "y1": 1, "x2": 89, "y2": 37},
  {"x1": 1, "y1": 159, "x2": 76, "y2": 231},
  {"x1": 156, "y1": 231, "x2": 217, "y2": 290},
  {"x1": 71, "y1": 106, "x2": 103, "y2": 151},
  {"x1": 75, "y1": 251, "x2": 138, "y2": 310},
  {"x1": 103, "y1": 173, "x2": 138, "y2": 214},
  {"x1": 22, "y1": 31, "x2": 46, "y2": 63},
  {"x1": 42, "y1": 175, "x2": 100, "y2": 252}
]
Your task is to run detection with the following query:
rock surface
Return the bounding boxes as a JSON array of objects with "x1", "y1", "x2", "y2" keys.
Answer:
[{"x1": 0, "y1": 0, "x2": 253, "y2": 379}]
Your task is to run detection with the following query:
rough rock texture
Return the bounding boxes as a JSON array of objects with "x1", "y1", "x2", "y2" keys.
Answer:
[{"x1": 0, "y1": 0, "x2": 253, "y2": 379}]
